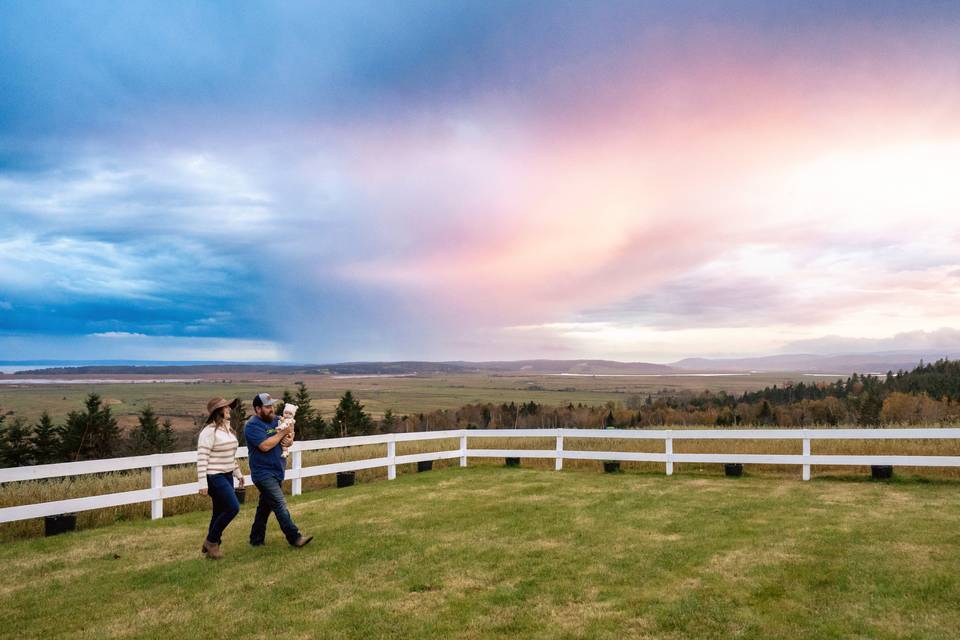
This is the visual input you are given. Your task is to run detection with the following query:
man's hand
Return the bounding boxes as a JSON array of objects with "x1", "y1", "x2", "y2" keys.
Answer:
[
  {"x1": 238, "y1": 476, "x2": 245, "y2": 489},
  {"x1": 199, "y1": 487, "x2": 208, "y2": 496},
  {"x1": 259, "y1": 424, "x2": 293, "y2": 452}
]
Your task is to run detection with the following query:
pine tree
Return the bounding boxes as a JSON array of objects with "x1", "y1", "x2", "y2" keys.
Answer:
[
  {"x1": 331, "y1": 391, "x2": 373, "y2": 438},
  {"x1": 281, "y1": 388, "x2": 295, "y2": 412},
  {"x1": 382, "y1": 408, "x2": 396, "y2": 432},
  {"x1": 31, "y1": 411, "x2": 62, "y2": 464},
  {"x1": 858, "y1": 393, "x2": 883, "y2": 426},
  {"x1": 757, "y1": 400, "x2": 775, "y2": 426},
  {"x1": 314, "y1": 414, "x2": 329, "y2": 439},
  {"x1": 128, "y1": 405, "x2": 162, "y2": 454},
  {"x1": 1, "y1": 416, "x2": 35, "y2": 467},
  {"x1": 293, "y1": 381, "x2": 320, "y2": 439},
  {"x1": 158, "y1": 419, "x2": 178, "y2": 453},
  {"x1": 61, "y1": 393, "x2": 122, "y2": 461}
]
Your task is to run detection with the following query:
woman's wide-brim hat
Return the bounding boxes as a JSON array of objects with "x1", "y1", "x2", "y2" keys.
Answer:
[{"x1": 206, "y1": 397, "x2": 239, "y2": 424}]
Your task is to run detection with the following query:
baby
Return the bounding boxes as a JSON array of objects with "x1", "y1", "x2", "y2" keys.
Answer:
[{"x1": 279, "y1": 403, "x2": 297, "y2": 459}]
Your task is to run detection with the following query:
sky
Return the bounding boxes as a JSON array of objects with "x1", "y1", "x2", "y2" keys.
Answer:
[{"x1": 1, "y1": 1, "x2": 960, "y2": 363}]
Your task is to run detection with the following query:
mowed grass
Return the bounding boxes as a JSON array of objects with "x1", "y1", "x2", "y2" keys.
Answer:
[
  {"x1": 3, "y1": 466, "x2": 959, "y2": 639},
  {"x1": 5, "y1": 433, "x2": 960, "y2": 542},
  {"x1": 4, "y1": 433, "x2": 960, "y2": 542}
]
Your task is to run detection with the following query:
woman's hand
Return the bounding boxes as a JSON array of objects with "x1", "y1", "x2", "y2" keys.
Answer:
[
  {"x1": 238, "y1": 476, "x2": 245, "y2": 489},
  {"x1": 199, "y1": 487, "x2": 208, "y2": 496}
]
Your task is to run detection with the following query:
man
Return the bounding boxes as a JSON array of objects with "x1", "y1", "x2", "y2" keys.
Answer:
[{"x1": 245, "y1": 392, "x2": 313, "y2": 548}]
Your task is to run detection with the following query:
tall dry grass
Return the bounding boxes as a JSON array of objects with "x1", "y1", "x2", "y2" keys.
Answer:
[{"x1": 3, "y1": 429, "x2": 959, "y2": 541}]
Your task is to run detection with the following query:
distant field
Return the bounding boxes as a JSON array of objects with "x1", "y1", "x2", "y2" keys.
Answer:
[
  {"x1": 3, "y1": 467, "x2": 959, "y2": 639},
  {"x1": 0, "y1": 371, "x2": 817, "y2": 432}
]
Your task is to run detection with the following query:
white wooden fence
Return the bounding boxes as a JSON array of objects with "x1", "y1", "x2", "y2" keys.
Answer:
[{"x1": 2, "y1": 427, "x2": 959, "y2": 524}]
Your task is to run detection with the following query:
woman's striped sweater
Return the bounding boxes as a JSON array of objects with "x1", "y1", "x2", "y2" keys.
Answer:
[{"x1": 196, "y1": 424, "x2": 242, "y2": 488}]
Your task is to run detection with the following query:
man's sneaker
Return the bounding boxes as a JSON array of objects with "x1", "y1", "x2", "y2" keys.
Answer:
[{"x1": 291, "y1": 535, "x2": 313, "y2": 548}]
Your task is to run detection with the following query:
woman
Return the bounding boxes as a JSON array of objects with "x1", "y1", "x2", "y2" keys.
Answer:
[{"x1": 196, "y1": 397, "x2": 243, "y2": 559}]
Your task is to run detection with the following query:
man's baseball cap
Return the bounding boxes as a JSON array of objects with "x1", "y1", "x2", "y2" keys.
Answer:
[{"x1": 252, "y1": 392, "x2": 276, "y2": 408}]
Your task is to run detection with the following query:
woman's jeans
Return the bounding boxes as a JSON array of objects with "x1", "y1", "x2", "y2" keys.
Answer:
[
  {"x1": 249, "y1": 475, "x2": 301, "y2": 545},
  {"x1": 205, "y1": 472, "x2": 240, "y2": 544}
]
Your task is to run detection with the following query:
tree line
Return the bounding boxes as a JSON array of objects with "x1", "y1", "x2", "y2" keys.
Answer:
[
  {"x1": 337, "y1": 359, "x2": 960, "y2": 432},
  {"x1": 0, "y1": 382, "x2": 377, "y2": 468},
  {"x1": 1, "y1": 360, "x2": 958, "y2": 468},
  {"x1": 0, "y1": 393, "x2": 178, "y2": 467}
]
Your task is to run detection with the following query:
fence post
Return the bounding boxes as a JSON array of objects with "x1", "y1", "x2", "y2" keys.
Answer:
[
  {"x1": 555, "y1": 431, "x2": 564, "y2": 471},
  {"x1": 150, "y1": 464, "x2": 163, "y2": 520},
  {"x1": 459, "y1": 432, "x2": 468, "y2": 467},
  {"x1": 665, "y1": 437, "x2": 673, "y2": 476},
  {"x1": 802, "y1": 433, "x2": 811, "y2": 481},
  {"x1": 292, "y1": 448, "x2": 303, "y2": 495},
  {"x1": 388, "y1": 436, "x2": 397, "y2": 480}
]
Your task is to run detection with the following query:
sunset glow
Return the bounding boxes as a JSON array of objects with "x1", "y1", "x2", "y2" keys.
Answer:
[{"x1": 2, "y1": 2, "x2": 959, "y2": 362}]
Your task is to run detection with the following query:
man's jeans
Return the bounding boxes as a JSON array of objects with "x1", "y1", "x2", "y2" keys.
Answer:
[
  {"x1": 250, "y1": 475, "x2": 301, "y2": 545},
  {"x1": 206, "y1": 472, "x2": 240, "y2": 544}
]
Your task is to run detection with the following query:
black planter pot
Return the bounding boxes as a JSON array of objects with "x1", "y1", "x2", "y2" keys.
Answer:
[
  {"x1": 417, "y1": 460, "x2": 433, "y2": 472},
  {"x1": 44, "y1": 513, "x2": 77, "y2": 537},
  {"x1": 505, "y1": 457, "x2": 521, "y2": 468},
  {"x1": 724, "y1": 463, "x2": 743, "y2": 477},
  {"x1": 603, "y1": 461, "x2": 620, "y2": 473},
  {"x1": 235, "y1": 487, "x2": 246, "y2": 504},
  {"x1": 336, "y1": 471, "x2": 356, "y2": 488},
  {"x1": 871, "y1": 465, "x2": 893, "y2": 480}
]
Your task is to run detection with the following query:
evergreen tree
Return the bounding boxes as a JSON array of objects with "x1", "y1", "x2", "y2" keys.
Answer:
[
  {"x1": 31, "y1": 411, "x2": 62, "y2": 464},
  {"x1": 293, "y1": 381, "x2": 320, "y2": 439},
  {"x1": 858, "y1": 393, "x2": 883, "y2": 426},
  {"x1": 481, "y1": 406, "x2": 492, "y2": 428},
  {"x1": 331, "y1": 391, "x2": 374, "y2": 438},
  {"x1": 757, "y1": 400, "x2": 775, "y2": 426},
  {"x1": 1, "y1": 416, "x2": 35, "y2": 467},
  {"x1": 279, "y1": 385, "x2": 320, "y2": 440},
  {"x1": 128, "y1": 405, "x2": 162, "y2": 454},
  {"x1": 313, "y1": 413, "x2": 329, "y2": 439},
  {"x1": 281, "y1": 388, "x2": 295, "y2": 412},
  {"x1": 382, "y1": 408, "x2": 396, "y2": 432},
  {"x1": 604, "y1": 410, "x2": 615, "y2": 428},
  {"x1": 158, "y1": 419, "x2": 178, "y2": 453},
  {"x1": 61, "y1": 393, "x2": 122, "y2": 461}
]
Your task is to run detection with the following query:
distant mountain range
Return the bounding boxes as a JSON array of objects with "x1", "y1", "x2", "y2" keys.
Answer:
[{"x1": 3, "y1": 351, "x2": 956, "y2": 376}]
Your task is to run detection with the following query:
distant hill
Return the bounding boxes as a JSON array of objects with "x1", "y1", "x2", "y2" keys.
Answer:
[
  {"x1": 9, "y1": 352, "x2": 960, "y2": 377},
  {"x1": 10, "y1": 364, "x2": 318, "y2": 375},
  {"x1": 670, "y1": 351, "x2": 960, "y2": 374},
  {"x1": 445, "y1": 360, "x2": 675, "y2": 375},
  {"x1": 9, "y1": 359, "x2": 674, "y2": 376}
]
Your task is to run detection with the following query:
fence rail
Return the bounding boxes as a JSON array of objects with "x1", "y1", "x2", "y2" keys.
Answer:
[{"x1": 2, "y1": 427, "x2": 959, "y2": 524}]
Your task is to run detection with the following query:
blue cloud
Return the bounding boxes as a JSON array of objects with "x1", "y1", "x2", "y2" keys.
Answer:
[{"x1": 2, "y1": 1, "x2": 959, "y2": 361}]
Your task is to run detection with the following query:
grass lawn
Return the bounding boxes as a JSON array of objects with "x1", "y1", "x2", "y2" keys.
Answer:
[{"x1": 3, "y1": 466, "x2": 959, "y2": 639}]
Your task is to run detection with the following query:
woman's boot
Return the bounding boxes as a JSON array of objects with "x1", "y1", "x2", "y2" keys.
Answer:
[{"x1": 202, "y1": 539, "x2": 223, "y2": 559}]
